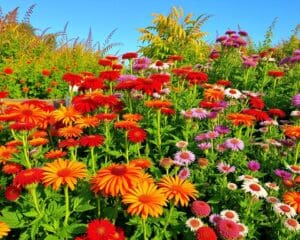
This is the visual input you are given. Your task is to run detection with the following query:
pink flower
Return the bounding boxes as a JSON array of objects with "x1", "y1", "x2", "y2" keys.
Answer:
[{"x1": 224, "y1": 138, "x2": 244, "y2": 151}]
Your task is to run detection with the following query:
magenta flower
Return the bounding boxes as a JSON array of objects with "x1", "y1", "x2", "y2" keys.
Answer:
[
  {"x1": 191, "y1": 108, "x2": 208, "y2": 119},
  {"x1": 224, "y1": 138, "x2": 244, "y2": 151},
  {"x1": 217, "y1": 162, "x2": 236, "y2": 174},
  {"x1": 198, "y1": 142, "x2": 212, "y2": 150},
  {"x1": 178, "y1": 167, "x2": 190, "y2": 180},
  {"x1": 214, "y1": 125, "x2": 230, "y2": 135},
  {"x1": 247, "y1": 160, "x2": 261, "y2": 172},
  {"x1": 274, "y1": 169, "x2": 292, "y2": 180},
  {"x1": 292, "y1": 93, "x2": 300, "y2": 108},
  {"x1": 174, "y1": 150, "x2": 196, "y2": 166}
]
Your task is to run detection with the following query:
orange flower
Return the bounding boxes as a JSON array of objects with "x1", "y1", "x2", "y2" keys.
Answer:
[
  {"x1": 283, "y1": 191, "x2": 300, "y2": 213},
  {"x1": 284, "y1": 125, "x2": 300, "y2": 139},
  {"x1": 204, "y1": 88, "x2": 224, "y2": 102},
  {"x1": 0, "y1": 146, "x2": 18, "y2": 164},
  {"x1": 42, "y1": 159, "x2": 87, "y2": 190},
  {"x1": 28, "y1": 137, "x2": 49, "y2": 147},
  {"x1": 227, "y1": 113, "x2": 256, "y2": 126},
  {"x1": 75, "y1": 116, "x2": 100, "y2": 128},
  {"x1": 114, "y1": 121, "x2": 139, "y2": 130},
  {"x1": 158, "y1": 176, "x2": 198, "y2": 207},
  {"x1": 122, "y1": 182, "x2": 167, "y2": 219},
  {"x1": 5, "y1": 103, "x2": 47, "y2": 125},
  {"x1": 91, "y1": 163, "x2": 143, "y2": 196},
  {"x1": 123, "y1": 113, "x2": 143, "y2": 122},
  {"x1": 52, "y1": 106, "x2": 82, "y2": 126},
  {"x1": 58, "y1": 126, "x2": 83, "y2": 138},
  {"x1": 45, "y1": 150, "x2": 67, "y2": 159},
  {"x1": 145, "y1": 100, "x2": 172, "y2": 109},
  {"x1": 29, "y1": 130, "x2": 48, "y2": 139},
  {"x1": 130, "y1": 158, "x2": 153, "y2": 169},
  {"x1": 0, "y1": 221, "x2": 10, "y2": 238}
]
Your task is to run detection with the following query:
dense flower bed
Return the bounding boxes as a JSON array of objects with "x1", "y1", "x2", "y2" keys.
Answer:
[{"x1": 0, "y1": 29, "x2": 299, "y2": 239}]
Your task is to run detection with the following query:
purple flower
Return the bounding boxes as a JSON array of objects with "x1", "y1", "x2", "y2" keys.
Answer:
[
  {"x1": 178, "y1": 167, "x2": 190, "y2": 180},
  {"x1": 198, "y1": 142, "x2": 212, "y2": 150},
  {"x1": 195, "y1": 133, "x2": 208, "y2": 142},
  {"x1": 207, "y1": 111, "x2": 218, "y2": 119},
  {"x1": 191, "y1": 108, "x2": 207, "y2": 119},
  {"x1": 133, "y1": 57, "x2": 151, "y2": 71},
  {"x1": 214, "y1": 125, "x2": 230, "y2": 135},
  {"x1": 293, "y1": 49, "x2": 300, "y2": 56},
  {"x1": 247, "y1": 160, "x2": 261, "y2": 171},
  {"x1": 224, "y1": 138, "x2": 244, "y2": 151},
  {"x1": 238, "y1": 30, "x2": 248, "y2": 37},
  {"x1": 117, "y1": 74, "x2": 137, "y2": 83},
  {"x1": 292, "y1": 93, "x2": 300, "y2": 108},
  {"x1": 274, "y1": 169, "x2": 292, "y2": 180},
  {"x1": 205, "y1": 131, "x2": 220, "y2": 139}
]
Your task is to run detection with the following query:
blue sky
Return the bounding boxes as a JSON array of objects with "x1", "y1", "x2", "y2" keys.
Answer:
[{"x1": 1, "y1": 0, "x2": 299, "y2": 53}]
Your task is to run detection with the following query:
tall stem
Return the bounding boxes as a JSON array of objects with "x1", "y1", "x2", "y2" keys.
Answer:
[
  {"x1": 28, "y1": 184, "x2": 41, "y2": 214},
  {"x1": 156, "y1": 109, "x2": 162, "y2": 155},
  {"x1": 125, "y1": 131, "x2": 129, "y2": 163},
  {"x1": 143, "y1": 218, "x2": 147, "y2": 240},
  {"x1": 63, "y1": 185, "x2": 70, "y2": 226},
  {"x1": 22, "y1": 133, "x2": 31, "y2": 168},
  {"x1": 294, "y1": 140, "x2": 300, "y2": 165},
  {"x1": 91, "y1": 147, "x2": 96, "y2": 173},
  {"x1": 162, "y1": 201, "x2": 174, "y2": 236}
]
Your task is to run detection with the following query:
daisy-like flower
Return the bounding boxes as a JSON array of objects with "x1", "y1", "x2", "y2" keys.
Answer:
[
  {"x1": 284, "y1": 218, "x2": 300, "y2": 231},
  {"x1": 42, "y1": 159, "x2": 87, "y2": 190},
  {"x1": 57, "y1": 126, "x2": 83, "y2": 138},
  {"x1": 198, "y1": 142, "x2": 212, "y2": 150},
  {"x1": 186, "y1": 217, "x2": 203, "y2": 232},
  {"x1": 274, "y1": 169, "x2": 292, "y2": 180},
  {"x1": 284, "y1": 125, "x2": 300, "y2": 139},
  {"x1": 127, "y1": 127, "x2": 147, "y2": 143},
  {"x1": 205, "y1": 131, "x2": 220, "y2": 139},
  {"x1": 159, "y1": 157, "x2": 174, "y2": 169},
  {"x1": 52, "y1": 106, "x2": 82, "y2": 126},
  {"x1": 45, "y1": 150, "x2": 67, "y2": 159},
  {"x1": 273, "y1": 202, "x2": 297, "y2": 218},
  {"x1": 75, "y1": 116, "x2": 100, "y2": 128},
  {"x1": 242, "y1": 181, "x2": 268, "y2": 198},
  {"x1": 224, "y1": 88, "x2": 242, "y2": 99},
  {"x1": 283, "y1": 191, "x2": 300, "y2": 213},
  {"x1": 227, "y1": 113, "x2": 255, "y2": 126},
  {"x1": 217, "y1": 162, "x2": 235, "y2": 174},
  {"x1": 247, "y1": 160, "x2": 261, "y2": 171},
  {"x1": 158, "y1": 176, "x2": 198, "y2": 207},
  {"x1": 87, "y1": 219, "x2": 116, "y2": 240},
  {"x1": 265, "y1": 182, "x2": 279, "y2": 191},
  {"x1": 129, "y1": 158, "x2": 152, "y2": 169},
  {"x1": 292, "y1": 93, "x2": 300, "y2": 108},
  {"x1": 196, "y1": 226, "x2": 217, "y2": 240},
  {"x1": 214, "y1": 125, "x2": 230, "y2": 134},
  {"x1": 266, "y1": 196, "x2": 280, "y2": 204},
  {"x1": 13, "y1": 168, "x2": 44, "y2": 187},
  {"x1": 2, "y1": 163, "x2": 23, "y2": 175},
  {"x1": 91, "y1": 163, "x2": 142, "y2": 196},
  {"x1": 59, "y1": 138, "x2": 79, "y2": 148},
  {"x1": 204, "y1": 88, "x2": 224, "y2": 102},
  {"x1": 216, "y1": 219, "x2": 240, "y2": 240},
  {"x1": 220, "y1": 209, "x2": 240, "y2": 222},
  {"x1": 79, "y1": 135, "x2": 105, "y2": 147},
  {"x1": 175, "y1": 141, "x2": 188, "y2": 149},
  {"x1": 237, "y1": 223, "x2": 249, "y2": 237},
  {"x1": 237, "y1": 175, "x2": 259, "y2": 183},
  {"x1": 224, "y1": 138, "x2": 244, "y2": 151},
  {"x1": 227, "y1": 182, "x2": 238, "y2": 190},
  {"x1": 178, "y1": 167, "x2": 190, "y2": 180},
  {"x1": 209, "y1": 214, "x2": 222, "y2": 225},
  {"x1": 122, "y1": 181, "x2": 167, "y2": 219},
  {"x1": 287, "y1": 164, "x2": 300, "y2": 174},
  {"x1": 5, "y1": 185, "x2": 21, "y2": 201},
  {"x1": 114, "y1": 120, "x2": 139, "y2": 130},
  {"x1": 0, "y1": 221, "x2": 10, "y2": 239},
  {"x1": 191, "y1": 108, "x2": 207, "y2": 119},
  {"x1": 122, "y1": 113, "x2": 143, "y2": 122},
  {"x1": 174, "y1": 150, "x2": 196, "y2": 166},
  {"x1": 28, "y1": 137, "x2": 49, "y2": 147},
  {"x1": 191, "y1": 200, "x2": 211, "y2": 217}
]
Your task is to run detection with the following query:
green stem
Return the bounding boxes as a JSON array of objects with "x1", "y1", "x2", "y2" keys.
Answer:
[
  {"x1": 125, "y1": 131, "x2": 129, "y2": 163},
  {"x1": 143, "y1": 218, "x2": 147, "y2": 240},
  {"x1": 294, "y1": 140, "x2": 300, "y2": 165},
  {"x1": 97, "y1": 194, "x2": 101, "y2": 218},
  {"x1": 63, "y1": 185, "x2": 70, "y2": 226},
  {"x1": 91, "y1": 147, "x2": 96, "y2": 173},
  {"x1": 156, "y1": 109, "x2": 162, "y2": 155},
  {"x1": 104, "y1": 122, "x2": 110, "y2": 164},
  {"x1": 28, "y1": 184, "x2": 41, "y2": 214},
  {"x1": 112, "y1": 198, "x2": 119, "y2": 224},
  {"x1": 70, "y1": 147, "x2": 76, "y2": 161},
  {"x1": 162, "y1": 202, "x2": 174, "y2": 236},
  {"x1": 22, "y1": 133, "x2": 31, "y2": 168}
]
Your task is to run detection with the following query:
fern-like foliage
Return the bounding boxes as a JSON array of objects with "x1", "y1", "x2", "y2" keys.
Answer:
[{"x1": 22, "y1": 4, "x2": 36, "y2": 23}]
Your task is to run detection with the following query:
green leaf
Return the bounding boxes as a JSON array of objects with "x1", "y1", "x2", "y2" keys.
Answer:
[
  {"x1": 0, "y1": 209, "x2": 23, "y2": 228},
  {"x1": 66, "y1": 223, "x2": 87, "y2": 235},
  {"x1": 23, "y1": 211, "x2": 38, "y2": 217},
  {"x1": 44, "y1": 235, "x2": 60, "y2": 240},
  {"x1": 74, "y1": 204, "x2": 96, "y2": 212}
]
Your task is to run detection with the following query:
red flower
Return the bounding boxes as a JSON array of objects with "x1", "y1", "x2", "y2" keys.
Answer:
[
  {"x1": 127, "y1": 128, "x2": 147, "y2": 143},
  {"x1": 134, "y1": 77, "x2": 164, "y2": 95},
  {"x1": 62, "y1": 73, "x2": 83, "y2": 86},
  {"x1": 172, "y1": 67, "x2": 192, "y2": 77},
  {"x1": 87, "y1": 219, "x2": 116, "y2": 240},
  {"x1": 5, "y1": 185, "x2": 21, "y2": 201},
  {"x1": 93, "y1": 94, "x2": 121, "y2": 109},
  {"x1": 112, "y1": 64, "x2": 123, "y2": 70},
  {"x1": 98, "y1": 58, "x2": 112, "y2": 67},
  {"x1": 186, "y1": 71, "x2": 208, "y2": 85},
  {"x1": 268, "y1": 108, "x2": 286, "y2": 118},
  {"x1": 0, "y1": 91, "x2": 9, "y2": 98},
  {"x1": 2, "y1": 163, "x2": 23, "y2": 175},
  {"x1": 96, "y1": 113, "x2": 118, "y2": 122},
  {"x1": 216, "y1": 80, "x2": 231, "y2": 87},
  {"x1": 216, "y1": 219, "x2": 240, "y2": 239},
  {"x1": 149, "y1": 74, "x2": 170, "y2": 84},
  {"x1": 42, "y1": 69, "x2": 51, "y2": 76},
  {"x1": 191, "y1": 200, "x2": 211, "y2": 217},
  {"x1": 81, "y1": 77, "x2": 104, "y2": 90},
  {"x1": 249, "y1": 96, "x2": 265, "y2": 110},
  {"x1": 59, "y1": 138, "x2": 79, "y2": 148},
  {"x1": 268, "y1": 70, "x2": 285, "y2": 77},
  {"x1": 3, "y1": 67, "x2": 13, "y2": 75},
  {"x1": 79, "y1": 135, "x2": 105, "y2": 147},
  {"x1": 9, "y1": 122, "x2": 36, "y2": 131},
  {"x1": 13, "y1": 168, "x2": 44, "y2": 187},
  {"x1": 99, "y1": 70, "x2": 120, "y2": 81},
  {"x1": 167, "y1": 55, "x2": 184, "y2": 62},
  {"x1": 196, "y1": 226, "x2": 217, "y2": 240},
  {"x1": 242, "y1": 109, "x2": 270, "y2": 121},
  {"x1": 72, "y1": 94, "x2": 100, "y2": 113},
  {"x1": 122, "y1": 52, "x2": 138, "y2": 59},
  {"x1": 161, "y1": 107, "x2": 176, "y2": 115},
  {"x1": 115, "y1": 80, "x2": 137, "y2": 90},
  {"x1": 106, "y1": 55, "x2": 119, "y2": 61},
  {"x1": 114, "y1": 227, "x2": 126, "y2": 240}
]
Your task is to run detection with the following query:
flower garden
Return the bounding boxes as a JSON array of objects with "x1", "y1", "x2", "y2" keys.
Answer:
[{"x1": 0, "y1": 5, "x2": 299, "y2": 240}]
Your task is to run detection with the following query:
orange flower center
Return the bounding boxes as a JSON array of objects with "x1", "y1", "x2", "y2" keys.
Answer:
[
  {"x1": 280, "y1": 205, "x2": 291, "y2": 212},
  {"x1": 179, "y1": 152, "x2": 190, "y2": 159},
  {"x1": 229, "y1": 89, "x2": 237, "y2": 94},
  {"x1": 230, "y1": 139, "x2": 239, "y2": 145},
  {"x1": 57, "y1": 168, "x2": 71, "y2": 177},
  {"x1": 189, "y1": 219, "x2": 201, "y2": 228},
  {"x1": 291, "y1": 165, "x2": 300, "y2": 171},
  {"x1": 138, "y1": 194, "x2": 152, "y2": 204},
  {"x1": 22, "y1": 109, "x2": 34, "y2": 116},
  {"x1": 111, "y1": 165, "x2": 127, "y2": 176},
  {"x1": 287, "y1": 219, "x2": 298, "y2": 227},
  {"x1": 249, "y1": 183, "x2": 261, "y2": 192},
  {"x1": 225, "y1": 211, "x2": 235, "y2": 218},
  {"x1": 97, "y1": 227, "x2": 105, "y2": 235},
  {"x1": 24, "y1": 171, "x2": 34, "y2": 177}
]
